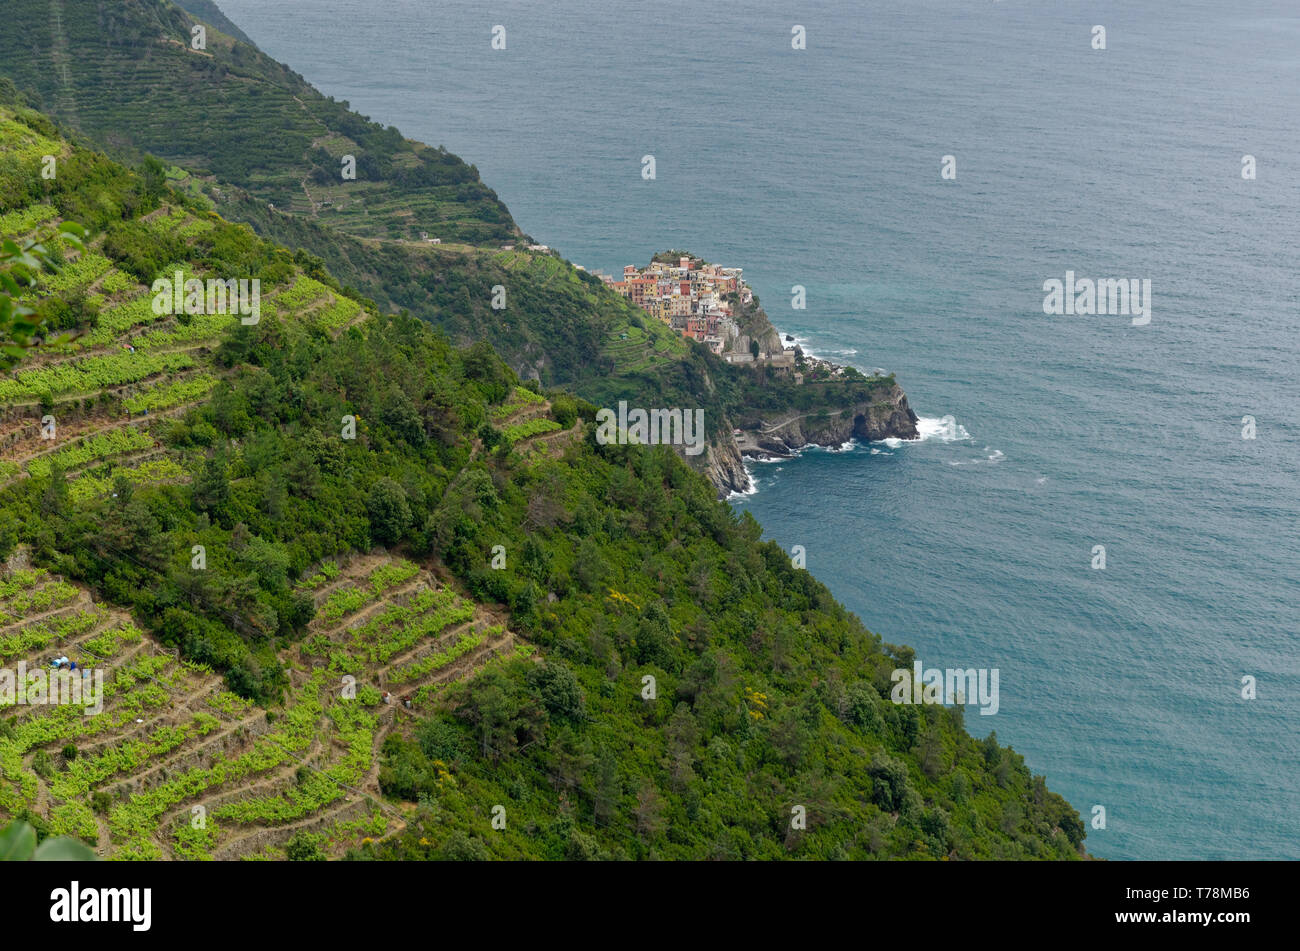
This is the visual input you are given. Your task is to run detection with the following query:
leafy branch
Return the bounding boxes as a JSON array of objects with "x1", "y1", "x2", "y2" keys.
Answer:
[{"x1": 0, "y1": 222, "x2": 86, "y2": 371}]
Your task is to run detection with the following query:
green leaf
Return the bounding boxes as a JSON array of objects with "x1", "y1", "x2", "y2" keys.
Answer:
[
  {"x1": 34, "y1": 836, "x2": 99, "y2": 862},
  {"x1": 0, "y1": 821, "x2": 37, "y2": 861}
]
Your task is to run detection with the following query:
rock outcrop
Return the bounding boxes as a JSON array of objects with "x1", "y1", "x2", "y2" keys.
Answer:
[
  {"x1": 702, "y1": 438, "x2": 751, "y2": 497},
  {"x1": 691, "y1": 380, "x2": 920, "y2": 497},
  {"x1": 733, "y1": 297, "x2": 786, "y2": 359}
]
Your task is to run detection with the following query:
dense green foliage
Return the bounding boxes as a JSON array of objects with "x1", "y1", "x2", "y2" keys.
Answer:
[
  {"x1": 360, "y1": 415, "x2": 1087, "y2": 858},
  {"x1": 211, "y1": 192, "x2": 900, "y2": 435},
  {"x1": 0, "y1": 0, "x2": 515, "y2": 244},
  {"x1": 6, "y1": 304, "x2": 1082, "y2": 858},
  {"x1": 0, "y1": 225, "x2": 83, "y2": 370},
  {"x1": 172, "y1": 0, "x2": 254, "y2": 44},
  {"x1": 0, "y1": 8, "x2": 896, "y2": 453},
  {"x1": 211, "y1": 198, "x2": 695, "y2": 388},
  {"x1": 0, "y1": 49, "x2": 1085, "y2": 861}
]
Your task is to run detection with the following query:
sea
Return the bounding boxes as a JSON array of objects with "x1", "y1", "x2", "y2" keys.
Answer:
[{"x1": 217, "y1": 0, "x2": 1300, "y2": 860}]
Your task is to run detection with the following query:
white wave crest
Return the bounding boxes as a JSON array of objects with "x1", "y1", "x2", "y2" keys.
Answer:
[
  {"x1": 916, "y1": 415, "x2": 971, "y2": 442},
  {"x1": 727, "y1": 466, "x2": 759, "y2": 499}
]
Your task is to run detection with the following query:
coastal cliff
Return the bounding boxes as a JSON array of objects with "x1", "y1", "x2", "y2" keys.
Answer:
[
  {"x1": 703, "y1": 438, "x2": 751, "y2": 496},
  {"x1": 733, "y1": 294, "x2": 787, "y2": 359},
  {"x1": 697, "y1": 378, "x2": 921, "y2": 497},
  {"x1": 611, "y1": 250, "x2": 921, "y2": 496}
]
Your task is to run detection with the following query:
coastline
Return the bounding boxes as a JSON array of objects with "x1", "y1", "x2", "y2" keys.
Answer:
[
  {"x1": 705, "y1": 313, "x2": 923, "y2": 498},
  {"x1": 592, "y1": 250, "x2": 922, "y2": 499}
]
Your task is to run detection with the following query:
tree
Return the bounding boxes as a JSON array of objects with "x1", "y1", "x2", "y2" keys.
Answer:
[
  {"x1": 528, "y1": 661, "x2": 583, "y2": 721},
  {"x1": 192, "y1": 454, "x2": 232, "y2": 524},
  {"x1": 592, "y1": 750, "x2": 620, "y2": 825},
  {"x1": 867, "y1": 752, "x2": 911, "y2": 812},
  {"x1": 917, "y1": 726, "x2": 945, "y2": 779},
  {"x1": 635, "y1": 785, "x2": 666, "y2": 841},
  {"x1": 769, "y1": 705, "x2": 811, "y2": 769},
  {"x1": 440, "y1": 830, "x2": 489, "y2": 861},
  {"x1": 0, "y1": 517, "x2": 16, "y2": 563},
  {"x1": 417, "y1": 715, "x2": 470, "y2": 764},
  {"x1": 366, "y1": 478, "x2": 411, "y2": 545},
  {"x1": 285, "y1": 830, "x2": 327, "y2": 861},
  {"x1": 138, "y1": 155, "x2": 168, "y2": 201},
  {"x1": 381, "y1": 386, "x2": 425, "y2": 446},
  {"x1": 635, "y1": 601, "x2": 674, "y2": 669},
  {"x1": 845, "y1": 682, "x2": 884, "y2": 733},
  {"x1": 461, "y1": 339, "x2": 512, "y2": 403},
  {"x1": 551, "y1": 393, "x2": 578, "y2": 429},
  {"x1": 565, "y1": 827, "x2": 603, "y2": 861},
  {"x1": 919, "y1": 807, "x2": 953, "y2": 854},
  {"x1": 457, "y1": 668, "x2": 546, "y2": 761}
]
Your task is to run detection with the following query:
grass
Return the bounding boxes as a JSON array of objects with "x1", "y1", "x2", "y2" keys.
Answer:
[{"x1": 503, "y1": 418, "x2": 561, "y2": 442}]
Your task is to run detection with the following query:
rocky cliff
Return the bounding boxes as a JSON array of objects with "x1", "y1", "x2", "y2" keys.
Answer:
[
  {"x1": 734, "y1": 296, "x2": 786, "y2": 358},
  {"x1": 694, "y1": 380, "x2": 920, "y2": 497},
  {"x1": 702, "y1": 438, "x2": 752, "y2": 497}
]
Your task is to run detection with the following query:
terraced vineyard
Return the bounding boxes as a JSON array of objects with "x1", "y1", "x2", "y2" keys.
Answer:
[
  {"x1": 0, "y1": 0, "x2": 516, "y2": 245},
  {"x1": 0, "y1": 104, "x2": 532, "y2": 858},
  {"x1": 489, "y1": 390, "x2": 584, "y2": 468},
  {"x1": 489, "y1": 385, "x2": 546, "y2": 424},
  {"x1": 0, "y1": 553, "x2": 526, "y2": 860},
  {"x1": 0, "y1": 79, "x2": 1086, "y2": 863},
  {"x1": 0, "y1": 101, "x2": 380, "y2": 504},
  {"x1": 598, "y1": 321, "x2": 683, "y2": 377},
  {"x1": 0, "y1": 241, "x2": 350, "y2": 494}
]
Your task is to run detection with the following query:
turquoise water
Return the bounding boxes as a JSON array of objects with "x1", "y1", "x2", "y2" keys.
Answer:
[{"x1": 219, "y1": 0, "x2": 1300, "y2": 859}]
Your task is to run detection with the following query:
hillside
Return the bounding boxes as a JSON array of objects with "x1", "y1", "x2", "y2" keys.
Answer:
[
  {"x1": 0, "y1": 554, "x2": 523, "y2": 859},
  {"x1": 211, "y1": 174, "x2": 920, "y2": 496},
  {"x1": 0, "y1": 0, "x2": 515, "y2": 244},
  {"x1": 172, "y1": 0, "x2": 253, "y2": 45},
  {"x1": 0, "y1": 0, "x2": 918, "y2": 498},
  {"x1": 0, "y1": 104, "x2": 1086, "y2": 860}
]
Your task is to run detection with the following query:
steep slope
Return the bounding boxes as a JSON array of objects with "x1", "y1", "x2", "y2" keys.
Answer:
[
  {"x1": 171, "y1": 0, "x2": 254, "y2": 45},
  {"x1": 215, "y1": 182, "x2": 919, "y2": 497},
  {"x1": 0, "y1": 0, "x2": 919, "y2": 498},
  {"x1": 0, "y1": 0, "x2": 515, "y2": 244},
  {"x1": 0, "y1": 105, "x2": 1085, "y2": 861},
  {"x1": 0, "y1": 554, "x2": 522, "y2": 859}
]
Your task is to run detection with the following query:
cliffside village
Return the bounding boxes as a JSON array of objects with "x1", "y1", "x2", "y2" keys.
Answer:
[{"x1": 595, "y1": 255, "x2": 771, "y2": 364}]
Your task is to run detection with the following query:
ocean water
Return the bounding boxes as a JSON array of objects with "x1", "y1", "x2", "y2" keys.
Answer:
[{"x1": 218, "y1": 0, "x2": 1300, "y2": 859}]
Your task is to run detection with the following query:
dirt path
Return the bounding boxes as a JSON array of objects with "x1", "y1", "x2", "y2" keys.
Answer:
[
  {"x1": 375, "y1": 618, "x2": 477, "y2": 681},
  {"x1": 47, "y1": 0, "x2": 80, "y2": 128}
]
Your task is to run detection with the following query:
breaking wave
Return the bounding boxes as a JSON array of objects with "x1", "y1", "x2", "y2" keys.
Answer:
[{"x1": 916, "y1": 415, "x2": 971, "y2": 442}]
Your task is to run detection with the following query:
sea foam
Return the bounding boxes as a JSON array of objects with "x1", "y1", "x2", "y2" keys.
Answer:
[{"x1": 916, "y1": 415, "x2": 972, "y2": 442}]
